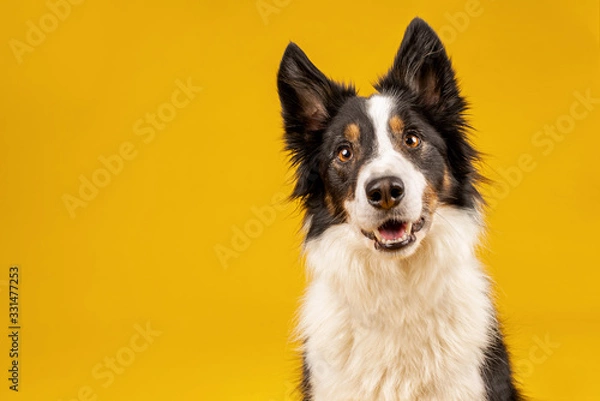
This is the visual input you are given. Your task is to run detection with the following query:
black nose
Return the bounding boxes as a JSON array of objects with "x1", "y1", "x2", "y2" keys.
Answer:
[{"x1": 365, "y1": 176, "x2": 405, "y2": 210}]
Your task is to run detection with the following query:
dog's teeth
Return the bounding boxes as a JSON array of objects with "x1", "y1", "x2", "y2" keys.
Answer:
[
  {"x1": 405, "y1": 222, "x2": 413, "y2": 234},
  {"x1": 380, "y1": 233, "x2": 409, "y2": 245}
]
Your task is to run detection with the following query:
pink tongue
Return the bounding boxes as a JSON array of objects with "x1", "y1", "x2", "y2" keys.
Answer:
[{"x1": 378, "y1": 221, "x2": 406, "y2": 241}]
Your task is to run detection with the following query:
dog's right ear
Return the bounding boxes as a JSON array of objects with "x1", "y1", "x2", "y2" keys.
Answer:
[
  {"x1": 277, "y1": 43, "x2": 355, "y2": 133},
  {"x1": 277, "y1": 43, "x2": 355, "y2": 199}
]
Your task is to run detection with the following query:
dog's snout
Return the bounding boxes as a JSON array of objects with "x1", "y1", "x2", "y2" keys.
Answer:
[{"x1": 365, "y1": 176, "x2": 405, "y2": 210}]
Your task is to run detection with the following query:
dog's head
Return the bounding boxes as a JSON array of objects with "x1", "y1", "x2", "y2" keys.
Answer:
[{"x1": 277, "y1": 18, "x2": 481, "y2": 258}]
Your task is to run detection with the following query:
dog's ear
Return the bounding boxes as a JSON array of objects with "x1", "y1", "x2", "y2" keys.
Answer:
[
  {"x1": 277, "y1": 43, "x2": 355, "y2": 199},
  {"x1": 376, "y1": 18, "x2": 463, "y2": 113},
  {"x1": 278, "y1": 42, "x2": 355, "y2": 132}
]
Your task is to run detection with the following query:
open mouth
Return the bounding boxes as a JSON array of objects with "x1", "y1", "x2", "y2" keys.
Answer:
[{"x1": 361, "y1": 217, "x2": 425, "y2": 252}]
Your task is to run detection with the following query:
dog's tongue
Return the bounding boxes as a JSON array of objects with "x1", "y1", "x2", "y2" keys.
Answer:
[{"x1": 378, "y1": 221, "x2": 406, "y2": 241}]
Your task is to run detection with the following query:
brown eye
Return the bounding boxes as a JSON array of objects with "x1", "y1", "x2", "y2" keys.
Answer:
[
  {"x1": 404, "y1": 132, "x2": 421, "y2": 149},
  {"x1": 337, "y1": 145, "x2": 353, "y2": 162}
]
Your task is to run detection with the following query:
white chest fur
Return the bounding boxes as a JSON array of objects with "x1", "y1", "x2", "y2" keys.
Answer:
[{"x1": 299, "y1": 207, "x2": 494, "y2": 401}]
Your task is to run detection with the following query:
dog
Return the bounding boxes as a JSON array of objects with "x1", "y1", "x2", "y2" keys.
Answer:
[{"x1": 276, "y1": 17, "x2": 521, "y2": 401}]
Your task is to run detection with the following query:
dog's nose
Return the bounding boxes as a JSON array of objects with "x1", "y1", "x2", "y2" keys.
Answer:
[{"x1": 365, "y1": 176, "x2": 405, "y2": 210}]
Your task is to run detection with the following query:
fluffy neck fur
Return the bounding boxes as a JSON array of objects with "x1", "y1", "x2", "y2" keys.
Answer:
[{"x1": 298, "y1": 206, "x2": 495, "y2": 401}]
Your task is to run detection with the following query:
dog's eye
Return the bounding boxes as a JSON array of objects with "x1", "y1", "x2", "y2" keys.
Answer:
[
  {"x1": 404, "y1": 132, "x2": 421, "y2": 149},
  {"x1": 337, "y1": 145, "x2": 353, "y2": 162}
]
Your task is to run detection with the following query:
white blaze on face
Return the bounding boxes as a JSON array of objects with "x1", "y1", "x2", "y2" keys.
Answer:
[{"x1": 345, "y1": 95, "x2": 427, "y2": 231}]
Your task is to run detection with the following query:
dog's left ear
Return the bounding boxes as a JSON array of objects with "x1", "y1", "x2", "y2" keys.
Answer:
[{"x1": 376, "y1": 18, "x2": 463, "y2": 113}]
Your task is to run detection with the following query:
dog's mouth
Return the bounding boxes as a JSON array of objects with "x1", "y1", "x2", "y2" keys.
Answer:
[{"x1": 361, "y1": 217, "x2": 426, "y2": 252}]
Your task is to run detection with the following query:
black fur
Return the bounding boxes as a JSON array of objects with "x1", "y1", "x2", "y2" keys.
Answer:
[
  {"x1": 278, "y1": 17, "x2": 521, "y2": 401},
  {"x1": 299, "y1": 354, "x2": 313, "y2": 401},
  {"x1": 481, "y1": 327, "x2": 523, "y2": 400}
]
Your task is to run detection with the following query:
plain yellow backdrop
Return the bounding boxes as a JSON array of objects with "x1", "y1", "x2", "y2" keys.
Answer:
[{"x1": 0, "y1": 0, "x2": 599, "y2": 400}]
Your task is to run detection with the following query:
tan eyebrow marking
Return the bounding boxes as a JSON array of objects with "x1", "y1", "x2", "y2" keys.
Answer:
[
  {"x1": 344, "y1": 123, "x2": 360, "y2": 142},
  {"x1": 389, "y1": 115, "x2": 404, "y2": 135},
  {"x1": 443, "y1": 168, "x2": 452, "y2": 192}
]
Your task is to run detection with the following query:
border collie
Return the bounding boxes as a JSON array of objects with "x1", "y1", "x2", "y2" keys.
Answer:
[{"x1": 277, "y1": 17, "x2": 521, "y2": 401}]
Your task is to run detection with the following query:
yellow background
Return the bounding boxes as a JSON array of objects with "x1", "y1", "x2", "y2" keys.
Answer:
[{"x1": 0, "y1": 0, "x2": 599, "y2": 400}]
